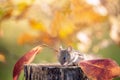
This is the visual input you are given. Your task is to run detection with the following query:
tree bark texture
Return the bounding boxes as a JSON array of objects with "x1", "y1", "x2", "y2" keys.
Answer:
[{"x1": 24, "y1": 64, "x2": 89, "y2": 80}]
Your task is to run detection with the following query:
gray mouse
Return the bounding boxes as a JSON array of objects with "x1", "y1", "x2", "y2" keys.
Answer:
[{"x1": 58, "y1": 46, "x2": 84, "y2": 66}]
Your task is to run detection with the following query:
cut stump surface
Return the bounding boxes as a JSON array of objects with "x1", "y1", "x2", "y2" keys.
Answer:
[{"x1": 24, "y1": 64, "x2": 88, "y2": 80}]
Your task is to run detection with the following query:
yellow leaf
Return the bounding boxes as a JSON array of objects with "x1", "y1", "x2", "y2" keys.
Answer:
[
  {"x1": 29, "y1": 20, "x2": 46, "y2": 32},
  {"x1": 59, "y1": 19, "x2": 75, "y2": 39},
  {"x1": 50, "y1": 11, "x2": 75, "y2": 39},
  {"x1": 70, "y1": 0, "x2": 106, "y2": 24},
  {"x1": 18, "y1": 33, "x2": 38, "y2": 45},
  {"x1": 38, "y1": 33, "x2": 56, "y2": 45},
  {"x1": 18, "y1": 2, "x2": 29, "y2": 12},
  {"x1": 17, "y1": 0, "x2": 35, "y2": 11},
  {"x1": 0, "y1": 29, "x2": 3, "y2": 37},
  {"x1": 0, "y1": 53, "x2": 6, "y2": 63},
  {"x1": 50, "y1": 12, "x2": 64, "y2": 37}
]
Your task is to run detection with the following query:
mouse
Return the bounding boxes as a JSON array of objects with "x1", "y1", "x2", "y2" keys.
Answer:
[{"x1": 57, "y1": 46, "x2": 84, "y2": 66}]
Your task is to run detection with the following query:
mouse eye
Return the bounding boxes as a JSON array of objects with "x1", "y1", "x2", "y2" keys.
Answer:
[{"x1": 63, "y1": 57, "x2": 66, "y2": 60}]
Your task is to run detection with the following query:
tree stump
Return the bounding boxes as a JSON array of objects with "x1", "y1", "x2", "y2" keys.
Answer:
[{"x1": 24, "y1": 64, "x2": 89, "y2": 80}]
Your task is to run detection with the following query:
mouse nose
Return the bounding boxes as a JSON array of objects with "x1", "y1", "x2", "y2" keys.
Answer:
[{"x1": 60, "y1": 62, "x2": 65, "y2": 65}]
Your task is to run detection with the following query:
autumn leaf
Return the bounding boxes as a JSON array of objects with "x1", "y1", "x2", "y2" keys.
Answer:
[
  {"x1": 16, "y1": 0, "x2": 107, "y2": 47},
  {"x1": 79, "y1": 59, "x2": 120, "y2": 80},
  {"x1": 18, "y1": 32, "x2": 38, "y2": 45},
  {"x1": 38, "y1": 32, "x2": 58, "y2": 46},
  {"x1": 17, "y1": 2, "x2": 28, "y2": 12},
  {"x1": 0, "y1": 28, "x2": 3, "y2": 38},
  {"x1": 13, "y1": 46, "x2": 42, "y2": 80},
  {"x1": 29, "y1": 19, "x2": 46, "y2": 32},
  {"x1": 50, "y1": 11, "x2": 76, "y2": 39},
  {"x1": 0, "y1": 1, "x2": 13, "y2": 21},
  {"x1": 70, "y1": 0, "x2": 106, "y2": 25},
  {"x1": 50, "y1": 12, "x2": 64, "y2": 37},
  {"x1": 0, "y1": 53, "x2": 6, "y2": 63}
]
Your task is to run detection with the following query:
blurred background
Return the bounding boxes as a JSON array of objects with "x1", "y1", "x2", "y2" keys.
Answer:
[{"x1": 0, "y1": 0, "x2": 120, "y2": 80}]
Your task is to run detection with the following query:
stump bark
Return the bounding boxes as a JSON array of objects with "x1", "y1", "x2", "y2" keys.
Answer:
[{"x1": 24, "y1": 64, "x2": 88, "y2": 80}]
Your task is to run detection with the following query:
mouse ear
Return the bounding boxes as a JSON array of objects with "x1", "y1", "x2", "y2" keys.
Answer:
[
  {"x1": 59, "y1": 45, "x2": 63, "y2": 51},
  {"x1": 67, "y1": 46, "x2": 72, "y2": 52}
]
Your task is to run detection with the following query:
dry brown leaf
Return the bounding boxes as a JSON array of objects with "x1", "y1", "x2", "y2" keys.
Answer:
[
  {"x1": 13, "y1": 46, "x2": 42, "y2": 80},
  {"x1": 79, "y1": 59, "x2": 120, "y2": 80}
]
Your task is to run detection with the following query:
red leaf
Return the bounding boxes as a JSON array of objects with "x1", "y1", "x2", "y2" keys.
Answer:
[
  {"x1": 13, "y1": 46, "x2": 42, "y2": 80},
  {"x1": 79, "y1": 59, "x2": 120, "y2": 80}
]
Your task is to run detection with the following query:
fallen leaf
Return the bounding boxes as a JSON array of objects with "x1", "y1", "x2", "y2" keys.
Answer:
[
  {"x1": 13, "y1": 46, "x2": 42, "y2": 80},
  {"x1": 79, "y1": 59, "x2": 120, "y2": 80}
]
